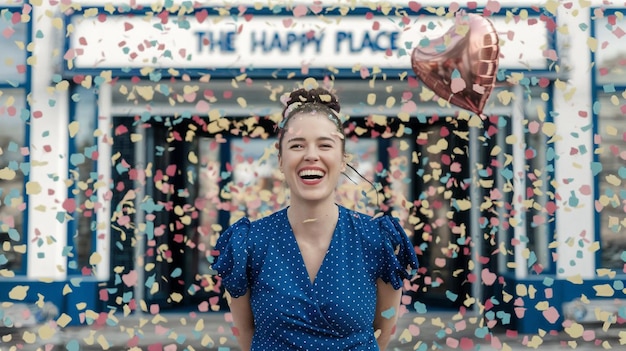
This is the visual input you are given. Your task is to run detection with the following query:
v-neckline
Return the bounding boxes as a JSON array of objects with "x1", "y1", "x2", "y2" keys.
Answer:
[{"x1": 285, "y1": 206, "x2": 341, "y2": 286}]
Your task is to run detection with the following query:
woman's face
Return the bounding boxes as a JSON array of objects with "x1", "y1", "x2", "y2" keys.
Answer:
[{"x1": 278, "y1": 112, "x2": 346, "y2": 205}]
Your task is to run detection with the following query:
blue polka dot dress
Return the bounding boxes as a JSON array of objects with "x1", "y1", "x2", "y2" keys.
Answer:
[{"x1": 213, "y1": 205, "x2": 419, "y2": 351}]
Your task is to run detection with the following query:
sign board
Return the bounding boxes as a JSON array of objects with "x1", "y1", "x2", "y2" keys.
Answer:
[{"x1": 66, "y1": 10, "x2": 550, "y2": 72}]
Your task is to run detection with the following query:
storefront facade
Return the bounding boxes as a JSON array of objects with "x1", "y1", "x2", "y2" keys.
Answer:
[{"x1": 1, "y1": 0, "x2": 625, "y2": 335}]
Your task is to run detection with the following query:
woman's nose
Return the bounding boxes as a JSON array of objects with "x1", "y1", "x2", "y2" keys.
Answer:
[{"x1": 304, "y1": 146, "x2": 319, "y2": 161}]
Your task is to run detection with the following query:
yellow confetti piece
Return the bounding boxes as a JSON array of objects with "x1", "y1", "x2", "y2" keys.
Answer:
[
  {"x1": 398, "y1": 328, "x2": 412, "y2": 343},
  {"x1": 68, "y1": 121, "x2": 80, "y2": 138},
  {"x1": 96, "y1": 334, "x2": 110, "y2": 349},
  {"x1": 565, "y1": 322, "x2": 584, "y2": 338},
  {"x1": 566, "y1": 275, "x2": 584, "y2": 285},
  {"x1": 0, "y1": 168, "x2": 17, "y2": 180},
  {"x1": 56, "y1": 80, "x2": 70, "y2": 92},
  {"x1": 593, "y1": 284, "x2": 615, "y2": 297},
  {"x1": 22, "y1": 330, "x2": 37, "y2": 344},
  {"x1": 371, "y1": 114, "x2": 387, "y2": 126},
  {"x1": 526, "y1": 335, "x2": 544, "y2": 348},
  {"x1": 201, "y1": 334, "x2": 214, "y2": 347},
  {"x1": 454, "y1": 199, "x2": 472, "y2": 211},
  {"x1": 63, "y1": 284, "x2": 72, "y2": 295},
  {"x1": 89, "y1": 252, "x2": 102, "y2": 265},
  {"x1": 535, "y1": 301, "x2": 549, "y2": 311},
  {"x1": 170, "y1": 292, "x2": 184, "y2": 303},
  {"x1": 51, "y1": 17, "x2": 63, "y2": 30},
  {"x1": 8, "y1": 285, "x2": 28, "y2": 300},
  {"x1": 605, "y1": 174, "x2": 622, "y2": 187},
  {"x1": 496, "y1": 90, "x2": 515, "y2": 105},
  {"x1": 187, "y1": 151, "x2": 199, "y2": 164},
  {"x1": 56, "y1": 313, "x2": 72, "y2": 328},
  {"x1": 587, "y1": 37, "x2": 598, "y2": 52},
  {"x1": 25, "y1": 181, "x2": 42, "y2": 195},
  {"x1": 367, "y1": 93, "x2": 376, "y2": 105},
  {"x1": 130, "y1": 133, "x2": 143, "y2": 142},
  {"x1": 596, "y1": 269, "x2": 616, "y2": 279}
]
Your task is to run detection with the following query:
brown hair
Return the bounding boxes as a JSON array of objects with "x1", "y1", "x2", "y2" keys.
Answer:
[{"x1": 277, "y1": 87, "x2": 345, "y2": 156}]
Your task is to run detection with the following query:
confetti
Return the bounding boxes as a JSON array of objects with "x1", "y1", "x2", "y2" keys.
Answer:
[{"x1": 1, "y1": 2, "x2": 626, "y2": 350}]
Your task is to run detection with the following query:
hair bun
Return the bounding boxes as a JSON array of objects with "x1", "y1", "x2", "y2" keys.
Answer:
[{"x1": 284, "y1": 87, "x2": 340, "y2": 114}]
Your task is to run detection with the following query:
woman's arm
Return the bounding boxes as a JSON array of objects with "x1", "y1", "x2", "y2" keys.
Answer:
[
  {"x1": 228, "y1": 290, "x2": 255, "y2": 351},
  {"x1": 373, "y1": 278, "x2": 402, "y2": 351}
]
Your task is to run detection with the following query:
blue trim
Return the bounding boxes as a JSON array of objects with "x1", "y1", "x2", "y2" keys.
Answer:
[
  {"x1": 589, "y1": 10, "x2": 601, "y2": 271},
  {"x1": 544, "y1": 80, "x2": 557, "y2": 275},
  {"x1": 66, "y1": 84, "x2": 78, "y2": 275},
  {"x1": 60, "y1": 6, "x2": 556, "y2": 79},
  {"x1": 0, "y1": 278, "x2": 102, "y2": 326},
  {"x1": 503, "y1": 273, "x2": 626, "y2": 333},
  {"x1": 589, "y1": 7, "x2": 624, "y2": 269},
  {"x1": 17, "y1": 4, "x2": 33, "y2": 276}
]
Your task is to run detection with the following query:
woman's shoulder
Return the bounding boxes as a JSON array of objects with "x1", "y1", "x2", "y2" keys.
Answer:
[
  {"x1": 340, "y1": 206, "x2": 410, "y2": 240},
  {"x1": 226, "y1": 208, "x2": 288, "y2": 239}
]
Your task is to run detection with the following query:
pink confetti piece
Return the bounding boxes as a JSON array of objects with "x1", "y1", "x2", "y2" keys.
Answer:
[
  {"x1": 542, "y1": 306, "x2": 560, "y2": 324},
  {"x1": 292, "y1": 4, "x2": 308, "y2": 17},
  {"x1": 122, "y1": 270, "x2": 138, "y2": 287}
]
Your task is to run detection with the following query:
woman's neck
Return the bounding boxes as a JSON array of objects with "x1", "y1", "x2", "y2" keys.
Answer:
[{"x1": 287, "y1": 199, "x2": 338, "y2": 236}]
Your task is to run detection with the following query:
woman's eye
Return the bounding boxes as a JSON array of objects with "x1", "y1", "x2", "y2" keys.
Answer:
[
  {"x1": 320, "y1": 144, "x2": 333, "y2": 149},
  {"x1": 290, "y1": 144, "x2": 303, "y2": 149}
]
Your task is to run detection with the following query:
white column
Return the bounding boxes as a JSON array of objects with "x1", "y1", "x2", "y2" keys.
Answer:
[
  {"x1": 94, "y1": 84, "x2": 113, "y2": 281},
  {"x1": 553, "y1": 3, "x2": 595, "y2": 279},
  {"x1": 511, "y1": 85, "x2": 528, "y2": 279},
  {"x1": 27, "y1": 3, "x2": 68, "y2": 279}
]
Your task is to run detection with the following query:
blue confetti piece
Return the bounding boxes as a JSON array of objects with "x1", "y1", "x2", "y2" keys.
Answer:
[
  {"x1": 171, "y1": 267, "x2": 182, "y2": 278},
  {"x1": 381, "y1": 307, "x2": 396, "y2": 319},
  {"x1": 592, "y1": 100, "x2": 601, "y2": 114},
  {"x1": 0, "y1": 254, "x2": 7, "y2": 265},
  {"x1": 8, "y1": 228, "x2": 20, "y2": 241},
  {"x1": 66, "y1": 339, "x2": 80, "y2": 351},
  {"x1": 145, "y1": 274, "x2": 155, "y2": 289},
  {"x1": 475, "y1": 326, "x2": 490, "y2": 338},
  {"x1": 445, "y1": 290, "x2": 458, "y2": 302},
  {"x1": 70, "y1": 153, "x2": 85, "y2": 166},
  {"x1": 568, "y1": 191, "x2": 579, "y2": 207},
  {"x1": 497, "y1": 311, "x2": 512, "y2": 325},
  {"x1": 590, "y1": 162, "x2": 603, "y2": 176},
  {"x1": 499, "y1": 168, "x2": 514, "y2": 180},
  {"x1": 413, "y1": 301, "x2": 428, "y2": 314},
  {"x1": 122, "y1": 291, "x2": 133, "y2": 303},
  {"x1": 141, "y1": 197, "x2": 164, "y2": 213},
  {"x1": 613, "y1": 280, "x2": 624, "y2": 290},
  {"x1": 603, "y1": 84, "x2": 616, "y2": 93}
]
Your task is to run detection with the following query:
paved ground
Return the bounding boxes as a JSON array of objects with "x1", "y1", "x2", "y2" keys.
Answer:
[{"x1": 1, "y1": 310, "x2": 623, "y2": 350}]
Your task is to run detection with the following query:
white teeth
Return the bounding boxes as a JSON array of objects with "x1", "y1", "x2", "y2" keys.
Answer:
[{"x1": 298, "y1": 169, "x2": 325, "y2": 178}]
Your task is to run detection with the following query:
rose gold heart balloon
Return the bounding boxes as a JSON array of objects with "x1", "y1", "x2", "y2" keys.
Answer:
[{"x1": 411, "y1": 13, "x2": 500, "y2": 116}]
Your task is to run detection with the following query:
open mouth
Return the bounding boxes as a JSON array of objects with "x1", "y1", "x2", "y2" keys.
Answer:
[{"x1": 298, "y1": 169, "x2": 325, "y2": 180}]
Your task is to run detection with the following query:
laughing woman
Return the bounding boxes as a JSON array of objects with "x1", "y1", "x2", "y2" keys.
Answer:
[{"x1": 213, "y1": 85, "x2": 418, "y2": 351}]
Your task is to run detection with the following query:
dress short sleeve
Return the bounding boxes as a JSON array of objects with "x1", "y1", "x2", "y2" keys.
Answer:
[
  {"x1": 212, "y1": 217, "x2": 251, "y2": 298},
  {"x1": 378, "y1": 216, "x2": 419, "y2": 290}
]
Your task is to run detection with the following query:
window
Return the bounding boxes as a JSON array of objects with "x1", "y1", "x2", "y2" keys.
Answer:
[
  {"x1": 593, "y1": 8, "x2": 626, "y2": 269},
  {"x1": 0, "y1": 88, "x2": 26, "y2": 272}
]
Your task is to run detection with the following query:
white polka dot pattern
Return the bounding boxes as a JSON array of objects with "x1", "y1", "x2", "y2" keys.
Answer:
[{"x1": 213, "y1": 205, "x2": 419, "y2": 350}]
